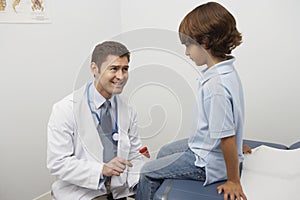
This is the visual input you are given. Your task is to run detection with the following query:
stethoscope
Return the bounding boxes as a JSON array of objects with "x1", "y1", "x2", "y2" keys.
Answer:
[{"x1": 86, "y1": 82, "x2": 119, "y2": 144}]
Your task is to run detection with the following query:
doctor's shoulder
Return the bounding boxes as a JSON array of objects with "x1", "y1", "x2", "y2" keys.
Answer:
[
  {"x1": 52, "y1": 93, "x2": 74, "y2": 110},
  {"x1": 48, "y1": 93, "x2": 74, "y2": 126}
]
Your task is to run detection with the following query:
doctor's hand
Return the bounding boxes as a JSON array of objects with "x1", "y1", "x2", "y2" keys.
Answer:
[{"x1": 102, "y1": 157, "x2": 133, "y2": 176}]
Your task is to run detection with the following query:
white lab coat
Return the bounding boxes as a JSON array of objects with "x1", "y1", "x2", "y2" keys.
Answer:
[{"x1": 47, "y1": 83, "x2": 144, "y2": 200}]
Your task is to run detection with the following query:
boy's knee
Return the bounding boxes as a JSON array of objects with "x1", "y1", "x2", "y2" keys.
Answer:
[
  {"x1": 157, "y1": 144, "x2": 170, "y2": 158},
  {"x1": 140, "y1": 161, "x2": 152, "y2": 174}
]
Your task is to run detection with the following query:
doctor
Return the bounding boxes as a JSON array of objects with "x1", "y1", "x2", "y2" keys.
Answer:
[{"x1": 47, "y1": 41, "x2": 144, "y2": 200}]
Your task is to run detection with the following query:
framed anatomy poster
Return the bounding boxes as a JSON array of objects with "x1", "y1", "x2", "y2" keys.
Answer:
[{"x1": 0, "y1": 0, "x2": 50, "y2": 23}]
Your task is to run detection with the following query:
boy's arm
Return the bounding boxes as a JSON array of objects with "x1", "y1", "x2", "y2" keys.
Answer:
[{"x1": 217, "y1": 135, "x2": 247, "y2": 200}]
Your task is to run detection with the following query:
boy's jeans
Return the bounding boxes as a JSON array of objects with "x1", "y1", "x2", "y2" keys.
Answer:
[{"x1": 135, "y1": 138, "x2": 206, "y2": 200}]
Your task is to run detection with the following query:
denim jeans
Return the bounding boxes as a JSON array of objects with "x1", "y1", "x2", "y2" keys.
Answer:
[{"x1": 135, "y1": 138, "x2": 206, "y2": 200}]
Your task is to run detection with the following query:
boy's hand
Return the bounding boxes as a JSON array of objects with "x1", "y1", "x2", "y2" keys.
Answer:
[
  {"x1": 242, "y1": 145, "x2": 252, "y2": 154},
  {"x1": 217, "y1": 181, "x2": 247, "y2": 200}
]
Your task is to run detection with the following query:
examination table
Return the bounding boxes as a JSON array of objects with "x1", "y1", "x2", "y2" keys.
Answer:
[{"x1": 153, "y1": 139, "x2": 300, "y2": 200}]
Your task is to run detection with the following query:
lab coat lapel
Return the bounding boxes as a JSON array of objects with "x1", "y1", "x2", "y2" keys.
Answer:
[
  {"x1": 116, "y1": 96, "x2": 130, "y2": 159},
  {"x1": 73, "y1": 84, "x2": 103, "y2": 162},
  {"x1": 111, "y1": 96, "x2": 130, "y2": 190}
]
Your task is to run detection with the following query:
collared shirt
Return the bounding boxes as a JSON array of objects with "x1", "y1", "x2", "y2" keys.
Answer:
[
  {"x1": 188, "y1": 57, "x2": 245, "y2": 185},
  {"x1": 90, "y1": 83, "x2": 116, "y2": 127}
]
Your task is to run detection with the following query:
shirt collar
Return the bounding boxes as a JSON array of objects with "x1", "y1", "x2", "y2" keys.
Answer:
[
  {"x1": 91, "y1": 83, "x2": 114, "y2": 110},
  {"x1": 199, "y1": 57, "x2": 235, "y2": 85}
]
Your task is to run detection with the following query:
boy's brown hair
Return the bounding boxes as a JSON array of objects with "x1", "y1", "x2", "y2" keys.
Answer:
[{"x1": 179, "y1": 2, "x2": 242, "y2": 58}]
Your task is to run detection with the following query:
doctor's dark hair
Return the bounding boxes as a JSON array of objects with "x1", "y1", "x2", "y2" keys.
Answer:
[
  {"x1": 179, "y1": 2, "x2": 242, "y2": 59},
  {"x1": 91, "y1": 41, "x2": 130, "y2": 70}
]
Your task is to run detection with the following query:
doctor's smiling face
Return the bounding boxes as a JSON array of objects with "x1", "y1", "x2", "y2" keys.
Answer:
[{"x1": 92, "y1": 54, "x2": 129, "y2": 99}]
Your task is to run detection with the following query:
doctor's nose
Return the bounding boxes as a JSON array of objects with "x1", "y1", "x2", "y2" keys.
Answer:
[{"x1": 116, "y1": 70, "x2": 124, "y2": 80}]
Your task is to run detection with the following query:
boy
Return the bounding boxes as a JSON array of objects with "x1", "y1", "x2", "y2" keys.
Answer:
[{"x1": 136, "y1": 2, "x2": 247, "y2": 200}]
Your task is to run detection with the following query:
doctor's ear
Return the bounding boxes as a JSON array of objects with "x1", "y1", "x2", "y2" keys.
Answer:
[{"x1": 90, "y1": 62, "x2": 99, "y2": 77}]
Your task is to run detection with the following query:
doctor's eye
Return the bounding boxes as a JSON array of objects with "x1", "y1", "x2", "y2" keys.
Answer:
[
  {"x1": 110, "y1": 66, "x2": 118, "y2": 72},
  {"x1": 122, "y1": 67, "x2": 129, "y2": 72}
]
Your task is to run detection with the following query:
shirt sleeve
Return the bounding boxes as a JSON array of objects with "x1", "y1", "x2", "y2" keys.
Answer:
[
  {"x1": 97, "y1": 174, "x2": 106, "y2": 189},
  {"x1": 204, "y1": 94, "x2": 235, "y2": 139}
]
